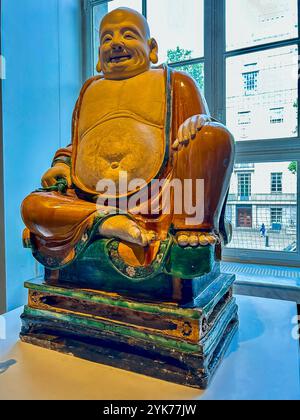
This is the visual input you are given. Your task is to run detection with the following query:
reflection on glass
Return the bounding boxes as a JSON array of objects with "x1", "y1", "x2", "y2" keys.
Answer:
[
  {"x1": 226, "y1": 46, "x2": 298, "y2": 141},
  {"x1": 93, "y1": 1, "x2": 143, "y2": 73},
  {"x1": 226, "y1": 0, "x2": 298, "y2": 51},
  {"x1": 147, "y1": 0, "x2": 204, "y2": 64},
  {"x1": 226, "y1": 162, "x2": 297, "y2": 252},
  {"x1": 174, "y1": 62, "x2": 204, "y2": 92}
]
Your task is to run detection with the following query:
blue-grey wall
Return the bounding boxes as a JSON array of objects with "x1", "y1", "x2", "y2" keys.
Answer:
[{"x1": 1, "y1": 0, "x2": 83, "y2": 311}]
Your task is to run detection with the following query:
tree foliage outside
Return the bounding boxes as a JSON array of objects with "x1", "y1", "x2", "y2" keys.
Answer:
[
  {"x1": 167, "y1": 46, "x2": 204, "y2": 91},
  {"x1": 288, "y1": 161, "x2": 297, "y2": 174}
]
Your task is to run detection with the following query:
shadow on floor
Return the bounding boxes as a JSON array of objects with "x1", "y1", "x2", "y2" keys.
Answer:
[{"x1": 0, "y1": 359, "x2": 17, "y2": 374}]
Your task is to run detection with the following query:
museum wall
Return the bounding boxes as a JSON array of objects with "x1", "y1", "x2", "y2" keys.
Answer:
[{"x1": 1, "y1": 0, "x2": 83, "y2": 310}]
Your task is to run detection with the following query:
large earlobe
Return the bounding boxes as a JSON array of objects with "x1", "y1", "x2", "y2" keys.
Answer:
[
  {"x1": 96, "y1": 47, "x2": 102, "y2": 73},
  {"x1": 149, "y1": 38, "x2": 159, "y2": 64}
]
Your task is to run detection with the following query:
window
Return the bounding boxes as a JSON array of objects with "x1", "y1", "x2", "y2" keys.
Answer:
[
  {"x1": 238, "y1": 112, "x2": 251, "y2": 125},
  {"x1": 84, "y1": 0, "x2": 300, "y2": 266},
  {"x1": 271, "y1": 207, "x2": 283, "y2": 224},
  {"x1": 226, "y1": 45, "x2": 298, "y2": 141},
  {"x1": 243, "y1": 69, "x2": 259, "y2": 95},
  {"x1": 270, "y1": 107, "x2": 284, "y2": 124},
  {"x1": 271, "y1": 173, "x2": 283, "y2": 193},
  {"x1": 238, "y1": 111, "x2": 252, "y2": 139},
  {"x1": 147, "y1": 0, "x2": 204, "y2": 64},
  {"x1": 227, "y1": 162, "x2": 297, "y2": 254},
  {"x1": 226, "y1": 0, "x2": 298, "y2": 51},
  {"x1": 238, "y1": 173, "x2": 251, "y2": 198}
]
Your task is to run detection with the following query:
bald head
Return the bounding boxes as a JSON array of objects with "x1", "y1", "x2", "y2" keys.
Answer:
[
  {"x1": 100, "y1": 8, "x2": 150, "y2": 39},
  {"x1": 97, "y1": 7, "x2": 158, "y2": 80}
]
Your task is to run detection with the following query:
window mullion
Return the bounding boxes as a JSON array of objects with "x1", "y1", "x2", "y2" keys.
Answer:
[
  {"x1": 296, "y1": 160, "x2": 300, "y2": 258},
  {"x1": 142, "y1": 0, "x2": 147, "y2": 18},
  {"x1": 0, "y1": 1, "x2": 6, "y2": 314},
  {"x1": 225, "y1": 38, "x2": 300, "y2": 58},
  {"x1": 204, "y1": 0, "x2": 226, "y2": 122}
]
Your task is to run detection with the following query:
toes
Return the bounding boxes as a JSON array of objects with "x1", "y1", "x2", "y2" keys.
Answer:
[
  {"x1": 198, "y1": 234, "x2": 209, "y2": 246},
  {"x1": 177, "y1": 234, "x2": 189, "y2": 247},
  {"x1": 189, "y1": 234, "x2": 199, "y2": 247},
  {"x1": 176, "y1": 232, "x2": 219, "y2": 247},
  {"x1": 198, "y1": 233, "x2": 218, "y2": 246},
  {"x1": 128, "y1": 226, "x2": 142, "y2": 243},
  {"x1": 206, "y1": 233, "x2": 218, "y2": 245}
]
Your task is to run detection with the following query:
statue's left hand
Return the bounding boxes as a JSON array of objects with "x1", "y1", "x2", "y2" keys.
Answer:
[
  {"x1": 172, "y1": 114, "x2": 211, "y2": 151},
  {"x1": 41, "y1": 163, "x2": 72, "y2": 189}
]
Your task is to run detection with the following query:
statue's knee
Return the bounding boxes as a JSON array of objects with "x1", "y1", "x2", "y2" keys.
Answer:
[
  {"x1": 21, "y1": 195, "x2": 36, "y2": 225},
  {"x1": 194, "y1": 122, "x2": 234, "y2": 153},
  {"x1": 21, "y1": 193, "x2": 45, "y2": 226}
]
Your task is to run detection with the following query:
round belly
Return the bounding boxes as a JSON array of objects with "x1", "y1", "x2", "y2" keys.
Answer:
[{"x1": 75, "y1": 118, "x2": 165, "y2": 193}]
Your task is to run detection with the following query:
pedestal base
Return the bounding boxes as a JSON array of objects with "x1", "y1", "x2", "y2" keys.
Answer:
[{"x1": 20, "y1": 274, "x2": 238, "y2": 389}]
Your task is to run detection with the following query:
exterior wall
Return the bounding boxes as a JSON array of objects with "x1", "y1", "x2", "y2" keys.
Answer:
[
  {"x1": 227, "y1": 46, "x2": 298, "y2": 141},
  {"x1": 1, "y1": 0, "x2": 83, "y2": 311}
]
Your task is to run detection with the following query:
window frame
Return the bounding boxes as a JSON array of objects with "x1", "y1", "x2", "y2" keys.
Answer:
[
  {"x1": 238, "y1": 172, "x2": 252, "y2": 198},
  {"x1": 271, "y1": 172, "x2": 283, "y2": 194},
  {"x1": 0, "y1": 2, "x2": 6, "y2": 314},
  {"x1": 270, "y1": 207, "x2": 283, "y2": 225},
  {"x1": 82, "y1": 0, "x2": 300, "y2": 266}
]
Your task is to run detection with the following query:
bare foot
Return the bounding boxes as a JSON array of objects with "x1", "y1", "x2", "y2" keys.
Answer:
[
  {"x1": 176, "y1": 231, "x2": 219, "y2": 248},
  {"x1": 99, "y1": 215, "x2": 157, "y2": 247}
]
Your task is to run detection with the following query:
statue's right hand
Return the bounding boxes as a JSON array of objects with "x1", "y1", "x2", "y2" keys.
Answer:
[{"x1": 41, "y1": 163, "x2": 72, "y2": 188}]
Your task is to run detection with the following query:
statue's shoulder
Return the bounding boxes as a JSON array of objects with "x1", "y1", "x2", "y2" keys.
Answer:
[
  {"x1": 78, "y1": 75, "x2": 103, "y2": 99},
  {"x1": 171, "y1": 68, "x2": 199, "y2": 91},
  {"x1": 72, "y1": 76, "x2": 103, "y2": 121}
]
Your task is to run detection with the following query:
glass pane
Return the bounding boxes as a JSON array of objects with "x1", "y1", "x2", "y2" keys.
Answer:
[
  {"x1": 147, "y1": 0, "x2": 204, "y2": 64},
  {"x1": 226, "y1": 162, "x2": 297, "y2": 253},
  {"x1": 226, "y1": 0, "x2": 298, "y2": 51},
  {"x1": 226, "y1": 45, "x2": 298, "y2": 141},
  {"x1": 93, "y1": 1, "x2": 143, "y2": 73},
  {"x1": 174, "y1": 62, "x2": 204, "y2": 92}
]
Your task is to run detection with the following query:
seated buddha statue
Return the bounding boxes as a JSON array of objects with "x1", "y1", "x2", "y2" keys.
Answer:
[{"x1": 21, "y1": 8, "x2": 234, "y2": 297}]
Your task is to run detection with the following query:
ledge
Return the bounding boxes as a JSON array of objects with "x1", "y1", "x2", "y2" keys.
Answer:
[{"x1": 221, "y1": 262, "x2": 300, "y2": 303}]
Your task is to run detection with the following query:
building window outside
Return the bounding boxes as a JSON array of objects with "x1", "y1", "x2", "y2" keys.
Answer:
[
  {"x1": 271, "y1": 172, "x2": 283, "y2": 193},
  {"x1": 238, "y1": 111, "x2": 252, "y2": 139},
  {"x1": 238, "y1": 173, "x2": 251, "y2": 198},
  {"x1": 270, "y1": 107, "x2": 284, "y2": 124},
  {"x1": 238, "y1": 111, "x2": 251, "y2": 126},
  {"x1": 271, "y1": 207, "x2": 283, "y2": 224},
  {"x1": 242, "y1": 69, "x2": 259, "y2": 95}
]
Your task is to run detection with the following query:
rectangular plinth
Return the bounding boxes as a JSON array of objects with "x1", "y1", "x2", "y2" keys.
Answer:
[
  {"x1": 20, "y1": 274, "x2": 238, "y2": 389},
  {"x1": 20, "y1": 313, "x2": 238, "y2": 389},
  {"x1": 24, "y1": 274, "x2": 235, "y2": 343}
]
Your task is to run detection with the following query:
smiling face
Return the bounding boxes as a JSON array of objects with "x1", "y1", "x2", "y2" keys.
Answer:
[{"x1": 99, "y1": 8, "x2": 157, "y2": 80}]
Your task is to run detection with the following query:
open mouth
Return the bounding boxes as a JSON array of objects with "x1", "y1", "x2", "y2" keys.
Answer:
[{"x1": 109, "y1": 54, "x2": 132, "y2": 64}]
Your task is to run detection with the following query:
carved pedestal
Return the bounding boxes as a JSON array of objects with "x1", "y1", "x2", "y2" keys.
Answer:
[{"x1": 20, "y1": 273, "x2": 238, "y2": 389}]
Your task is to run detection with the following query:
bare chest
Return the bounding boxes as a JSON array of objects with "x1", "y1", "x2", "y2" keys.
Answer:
[
  {"x1": 74, "y1": 70, "x2": 167, "y2": 192},
  {"x1": 78, "y1": 69, "x2": 166, "y2": 139}
]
